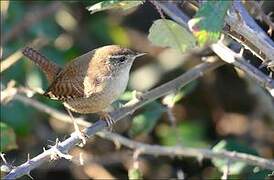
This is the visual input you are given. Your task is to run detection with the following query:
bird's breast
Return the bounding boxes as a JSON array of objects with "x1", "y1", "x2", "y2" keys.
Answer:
[{"x1": 64, "y1": 70, "x2": 129, "y2": 114}]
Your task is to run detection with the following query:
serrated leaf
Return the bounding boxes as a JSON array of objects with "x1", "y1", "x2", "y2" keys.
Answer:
[
  {"x1": 190, "y1": 1, "x2": 232, "y2": 46},
  {"x1": 212, "y1": 139, "x2": 258, "y2": 175},
  {"x1": 129, "y1": 102, "x2": 165, "y2": 137},
  {"x1": 148, "y1": 19, "x2": 196, "y2": 53},
  {"x1": 87, "y1": 0, "x2": 144, "y2": 14},
  {"x1": 0, "y1": 122, "x2": 17, "y2": 152},
  {"x1": 128, "y1": 168, "x2": 143, "y2": 180}
]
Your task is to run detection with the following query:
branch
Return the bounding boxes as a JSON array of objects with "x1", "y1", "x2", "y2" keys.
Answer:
[
  {"x1": 3, "y1": 76, "x2": 274, "y2": 179},
  {"x1": 99, "y1": 132, "x2": 274, "y2": 171},
  {"x1": 4, "y1": 58, "x2": 224, "y2": 179},
  {"x1": 154, "y1": 1, "x2": 274, "y2": 97},
  {"x1": 246, "y1": 0, "x2": 274, "y2": 36},
  {"x1": 224, "y1": 1, "x2": 274, "y2": 67}
]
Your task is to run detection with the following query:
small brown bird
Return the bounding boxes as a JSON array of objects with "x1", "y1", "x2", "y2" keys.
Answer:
[{"x1": 22, "y1": 45, "x2": 145, "y2": 143}]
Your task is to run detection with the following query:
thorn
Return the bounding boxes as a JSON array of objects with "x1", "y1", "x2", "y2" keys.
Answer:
[
  {"x1": 27, "y1": 153, "x2": 30, "y2": 162},
  {"x1": 255, "y1": 14, "x2": 263, "y2": 22},
  {"x1": 55, "y1": 138, "x2": 59, "y2": 147},
  {"x1": 50, "y1": 139, "x2": 73, "y2": 161},
  {"x1": 43, "y1": 147, "x2": 47, "y2": 152},
  {"x1": 79, "y1": 152, "x2": 84, "y2": 166},
  {"x1": 239, "y1": 48, "x2": 244, "y2": 57},
  {"x1": 258, "y1": 1, "x2": 264, "y2": 9},
  {"x1": 259, "y1": 60, "x2": 271, "y2": 69},
  {"x1": 267, "y1": 12, "x2": 273, "y2": 17},
  {"x1": 113, "y1": 138, "x2": 121, "y2": 150},
  {"x1": 133, "y1": 150, "x2": 141, "y2": 169},
  {"x1": 0, "y1": 153, "x2": 8, "y2": 165},
  {"x1": 26, "y1": 172, "x2": 34, "y2": 180},
  {"x1": 197, "y1": 154, "x2": 204, "y2": 166},
  {"x1": 267, "y1": 27, "x2": 272, "y2": 36},
  {"x1": 132, "y1": 90, "x2": 143, "y2": 101}
]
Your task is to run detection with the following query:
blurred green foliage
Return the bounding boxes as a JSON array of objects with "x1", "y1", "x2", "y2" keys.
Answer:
[
  {"x1": 129, "y1": 101, "x2": 165, "y2": 137},
  {"x1": 128, "y1": 167, "x2": 143, "y2": 180},
  {"x1": 156, "y1": 121, "x2": 208, "y2": 147},
  {"x1": 0, "y1": 122, "x2": 17, "y2": 152},
  {"x1": 212, "y1": 139, "x2": 272, "y2": 178}
]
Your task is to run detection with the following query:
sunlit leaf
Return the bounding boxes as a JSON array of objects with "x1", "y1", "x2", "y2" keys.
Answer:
[
  {"x1": 87, "y1": 0, "x2": 144, "y2": 14},
  {"x1": 128, "y1": 167, "x2": 143, "y2": 180},
  {"x1": 0, "y1": 122, "x2": 17, "y2": 152},
  {"x1": 189, "y1": 1, "x2": 232, "y2": 46},
  {"x1": 129, "y1": 102, "x2": 165, "y2": 137},
  {"x1": 148, "y1": 19, "x2": 196, "y2": 53},
  {"x1": 212, "y1": 139, "x2": 258, "y2": 175}
]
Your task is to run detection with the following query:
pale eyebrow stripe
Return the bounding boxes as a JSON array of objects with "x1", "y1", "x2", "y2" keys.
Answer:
[{"x1": 110, "y1": 55, "x2": 124, "y2": 59}]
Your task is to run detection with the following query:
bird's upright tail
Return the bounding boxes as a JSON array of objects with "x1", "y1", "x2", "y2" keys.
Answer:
[{"x1": 22, "y1": 47, "x2": 62, "y2": 84}]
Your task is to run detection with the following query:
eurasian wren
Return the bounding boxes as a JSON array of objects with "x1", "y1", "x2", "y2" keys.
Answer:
[{"x1": 22, "y1": 45, "x2": 145, "y2": 118}]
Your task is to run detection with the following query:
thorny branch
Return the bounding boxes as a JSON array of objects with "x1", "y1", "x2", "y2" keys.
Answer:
[
  {"x1": 154, "y1": 1, "x2": 274, "y2": 97},
  {"x1": 3, "y1": 58, "x2": 226, "y2": 179},
  {"x1": 3, "y1": 57, "x2": 274, "y2": 179},
  {"x1": 225, "y1": 1, "x2": 274, "y2": 68},
  {"x1": 246, "y1": 0, "x2": 274, "y2": 36}
]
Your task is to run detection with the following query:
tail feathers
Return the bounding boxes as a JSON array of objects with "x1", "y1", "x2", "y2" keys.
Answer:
[{"x1": 22, "y1": 47, "x2": 62, "y2": 83}]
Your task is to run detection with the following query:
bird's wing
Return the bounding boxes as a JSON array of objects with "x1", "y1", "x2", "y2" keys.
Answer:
[{"x1": 44, "y1": 51, "x2": 98, "y2": 100}]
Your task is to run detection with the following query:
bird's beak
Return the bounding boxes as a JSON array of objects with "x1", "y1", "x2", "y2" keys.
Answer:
[{"x1": 134, "y1": 52, "x2": 147, "y2": 58}]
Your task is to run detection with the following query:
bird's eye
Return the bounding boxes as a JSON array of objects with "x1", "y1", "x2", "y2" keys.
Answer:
[{"x1": 119, "y1": 56, "x2": 126, "y2": 63}]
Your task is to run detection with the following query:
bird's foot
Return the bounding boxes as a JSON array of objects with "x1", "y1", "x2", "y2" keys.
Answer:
[
  {"x1": 74, "y1": 129, "x2": 87, "y2": 147},
  {"x1": 98, "y1": 111, "x2": 115, "y2": 130}
]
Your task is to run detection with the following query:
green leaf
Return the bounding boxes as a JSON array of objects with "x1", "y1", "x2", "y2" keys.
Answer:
[
  {"x1": 190, "y1": 0, "x2": 232, "y2": 46},
  {"x1": 148, "y1": 19, "x2": 196, "y2": 53},
  {"x1": 0, "y1": 122, "x2": 17, "y2": 152},
  {"x1": 212, "y1": 139, "x2": 258, "y2": 175},
  {"x1": 128, "y1": 168, "x2": 143, "y2": 180},
  {"x1": 129, "y1": 102, "x2": 165, "y2": 137},
  {"x1": 87, "y1": 0, "x2": 144, "y2": 14}
]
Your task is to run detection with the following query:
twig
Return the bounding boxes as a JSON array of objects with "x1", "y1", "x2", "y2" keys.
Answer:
[
  {"x1": 6, "y1": 85, "x2": 274, "y2": 171},
  {"x1": 225, "y1": 1, "x2": 274, "y2": 67},
  {"x1": 154, "y1": 1, "x2": 274, "y2": 97},
  {"x1": 100, "y1": 132, "x2": 274, "y2": 171},
  {"x1": 246, "y1": 0, "x2": 274, "y2": 36},
  {"x1": 1, "y1": 2, "x2": 61, "y2": 45},
  {"x1": 4, "y1": 58, "x2": 224, "y2": 179}
]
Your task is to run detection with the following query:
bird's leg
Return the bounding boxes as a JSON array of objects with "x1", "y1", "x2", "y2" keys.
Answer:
[
  {"x1": 65, "y1": 107, "x2": 87, "y2": 146},
  {"x1": 98, "y1": 111, "x2": 115, "y2": 129}
]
